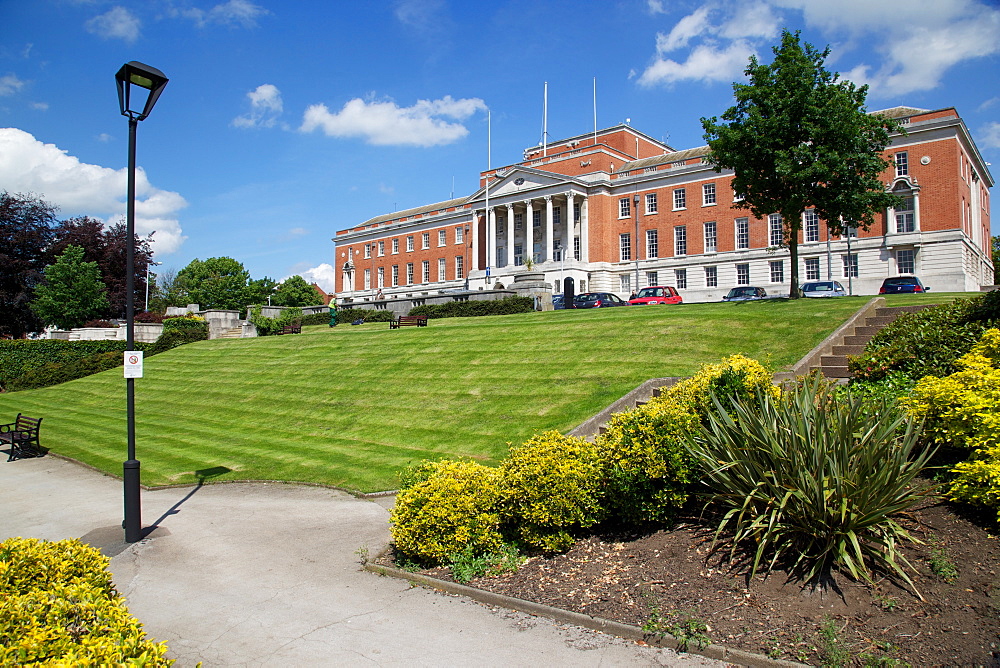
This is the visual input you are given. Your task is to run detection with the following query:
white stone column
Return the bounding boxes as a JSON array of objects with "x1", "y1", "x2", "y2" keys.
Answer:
[
  {"x1": 506, "y1": 204, "x2": 515, "y2": 266},
  {"x1": 525, "y1": 199, "x2": 535, "y2": 264},
  {"x1": 487, "y1": 208, "x2": 496, "y2": 271},
  {"x1": 581, "y1": 196, "x2": 590, "y2": 262},
  {"x1": 545, "y1": 195, "x2": 554, "y2": 262},
  {"x1": 471, "y1": 212, "x2": 480, "y2": 271},
  {"x1": 566, "y1": 192, "x2": 576, "y2": 260}
]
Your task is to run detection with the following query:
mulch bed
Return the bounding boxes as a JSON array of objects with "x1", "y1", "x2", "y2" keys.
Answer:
[{"x1": 404, "y1": 500, "x2": 1000, "y2": 666}]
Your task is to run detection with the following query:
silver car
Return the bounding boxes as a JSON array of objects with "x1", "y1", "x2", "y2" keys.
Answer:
[{"x1": 801, "y1": 281, "x2": 847, "y2": 298}]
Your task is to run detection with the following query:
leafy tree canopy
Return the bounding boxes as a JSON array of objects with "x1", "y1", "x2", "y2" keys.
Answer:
[
  {"x1": 173, "y1": 257, "x2": 253, "y2": 311},
  {"x1": 272, "y1": 275, "x2": 322, "y2": 307},
  {"x1": 30, "y1": 245, "x2": 110, "y2": 330},
  {"x1": 701, "y1": 30, "x2": 902, "y2": 298},
  {"x1": 0, "y1": 192, "x2": 58, "y2": 337}
]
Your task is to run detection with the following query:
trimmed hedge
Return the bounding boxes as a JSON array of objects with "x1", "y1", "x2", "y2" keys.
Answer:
[
  {"x1": 0, "y1": 340, "x2": 143, "y2": 391},
  {"x1": 0, "y1": 537, "x2": 172, "y2": 666},
  {"x1": 335, "y1": 308, "x2": 396, "y2": 324},
  {"x1": 248, "y1": 306, "x2": 302, "y2": 336},
  {"x1": 408, "y1": 296, "x2": 534, "y2": 319}
]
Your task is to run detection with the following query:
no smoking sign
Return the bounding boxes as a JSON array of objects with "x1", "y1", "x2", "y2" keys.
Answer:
[{"x1": 124, "y1": 351, "x2": 144, "y2": 378}]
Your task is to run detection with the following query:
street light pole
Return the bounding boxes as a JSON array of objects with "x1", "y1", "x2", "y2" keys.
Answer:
[
  {"x1": 116, "y1": 61, "x2": 168, "y2": 544},
  {"x1": 633, "y1": 193, "x2": 640, "y2": 294}
]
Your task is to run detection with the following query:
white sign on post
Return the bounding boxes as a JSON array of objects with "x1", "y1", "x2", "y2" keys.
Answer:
[{"x1": 124, "y1": 351, "x2": 144, "y2": 379}]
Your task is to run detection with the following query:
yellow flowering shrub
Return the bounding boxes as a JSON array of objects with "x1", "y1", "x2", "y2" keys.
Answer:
[
  {"x1": 902, "y1": 329, "x2": 1000, "y2": 520},
  {"x1": 498, "y1": 431, "x2": 606, "y2": 553},
  {"x1": 390, "y1": 459, "x2": 504, "y2": 564},
  {"x1": 0, "y1": 537, "x2": 172, "y2": 666}
]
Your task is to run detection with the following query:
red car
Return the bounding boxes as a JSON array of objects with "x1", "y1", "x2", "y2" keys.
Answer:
[{"x1": 628, "y1": 286, "x2": 683, "y2": 305}]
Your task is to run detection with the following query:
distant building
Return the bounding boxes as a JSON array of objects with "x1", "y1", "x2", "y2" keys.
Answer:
[
  {"x1": 332, "y1": 106, "x2": 993, "y2": 303},
  {"x1": 311, "y1": 282, "x2": 334, "y2": 306}
]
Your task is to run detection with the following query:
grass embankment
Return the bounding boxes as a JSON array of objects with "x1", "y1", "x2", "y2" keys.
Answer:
[{"x1": 0, "y1": 294, "x2": 967, "y2": 493}]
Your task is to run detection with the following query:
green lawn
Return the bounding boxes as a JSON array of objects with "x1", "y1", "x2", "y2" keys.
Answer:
[{"x1": 0, "y1": 293, "x2": 972, "y2": 493}]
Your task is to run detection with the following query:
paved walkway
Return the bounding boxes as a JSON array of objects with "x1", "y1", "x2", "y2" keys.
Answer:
[{"x1": 0, "y1": 455, "x2": 720, "y2": 667}]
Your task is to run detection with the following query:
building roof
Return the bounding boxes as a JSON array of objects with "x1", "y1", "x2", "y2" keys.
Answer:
[
  {"x1": 617, "y1": 145, "x2": 710, "y2": 173},
  {"x1": 870, "y1": 106, "x2": 931, "y2": 119},
  {"x1": 358, "y1": 196, "x2": 469, "y2": 228}
]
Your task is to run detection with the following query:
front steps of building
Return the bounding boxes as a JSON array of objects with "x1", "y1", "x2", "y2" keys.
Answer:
[{"x1": 218, "y1": 326, "x2": 244, "y2": 339}]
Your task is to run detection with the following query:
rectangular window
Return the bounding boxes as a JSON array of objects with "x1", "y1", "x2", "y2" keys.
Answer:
[
  {"x1": 553, "y1": 207, "x2": 561, "y2": 225},
  {"x1": 497, "y1": 247, "x2": 505, "y2": 267},
  {"x1": 674, "y1": 226, "x2": 687, "y2": 256},
  {"x1": 704, "y1": 221, "x2": 717, "y2": 253},
  {"x1": 514, "y1": 243, "x2": 523, "y2": 266},
  {"x1": 646, "y1": 229, "x2": 658, "y2": 259},
  {"x1": 391, "y1": 238, "x2": 399, "y2": 254},
  {"x1": 378, "y1": 240, "x2": 385, "y2": 256},
  {"x1": 733, "y1": 191, "x2": 744, "y2": 202},
  {"x1": 364, "y1": 268, "x2": 371, "y2": 290},
  {"x1": 422, "y1": 260, "x2": 430, "y2": 283},
  {"x1": 573, "y1": 203, "x2": 581, "y2": 223},
  {"x1": 391, "y1": 265, "x2": 399, "y2": 286},
  {"x1": 377, "y1": 266, "x2": 385, "y2": 288},
  {"x1": 897, "y1": 249, "x2": 915, "y2": 274},
  {"x1": 646, "y1": 271, "x2": 658, "y2": 287},
  {"x1": 515, "y1": 213, "x2": 523, "y2": 230},
  {"x1": 673, "y1": 188, "x2": 686, "y2": 210},
  {"x1": 422, "y1": 232, "x2": 430, "y2": 250},
  {"x1": 735, "y1": 218, "x2": 749, "y2": 250},
  {"x1": 895, "y1": 152, "x2": 908, "y2": 177},
  {"x1": 705, "y1": 266, "x2": 718, "y2": 287},
  {"x1": 573, "y1": 236, "x2": 580, "y2": 260},
  {"x1": 843, "y1": 254, "x2": 858, "y2": 278},
  {"x1": 406, "y1": 262, "x2": 414, "y2": 285},
  {"x1": 674, "y1": 269, "x2": 687, "y2": 290},
  {"x1": 455, "y1": 226, "x2": 464, "y2": 243},
  {"x1": 645, "y1": 192, "x2": 658, "y2": 214},
  {"x1": 619, "y1": 233, "x2": 632, "y2": 262},
  {"x1": 804, "y1": 210, "x2": 820, "y2": 243},
  {"x1": 438, "y1": 230, "x2": 447, "y2": 246},
  {"x1": 532, "y1": 210, "x2": 541, "y2": 228},
  {"x1": 455, "y1": 255, "x2": 464, "y2": 279},
  {"x1": 768, "y1": 214, "x2": 783, "y2": 247},
  {"x1": 702, "y1": 183, "x2": 716, "y2": 206},
  {"x1": 895, "y1": 196, "x2": 915, "y2": 233},
  {"x1": 736, "y1": 263, "x2": 750, "y2": 285},
  {"x1": 619, "y1": 197, "x2": 631, "y2": 218},
  {"x1": 406, "y1": 236, "x2": 414, "y2": 252},
  {"x1": 437, "y1": 258, "x2": 446, "y2": 281},
  {"x1": 805, "y1": 257, "x2": 820, "y2": 280},
  {"x1": 769, "y1": 260, "x2": 784, "y2": 283},
  {"x1": 620, "y1": 275, "x2": 631, "y2": 293},
  {"x1": 364, "y1": 244, "x2": 372, "y2": 259}
]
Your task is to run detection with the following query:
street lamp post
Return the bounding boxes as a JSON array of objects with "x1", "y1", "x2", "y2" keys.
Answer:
[
  {"x1": 116, "y1": 61, "x2": 168, "y2": 544},
  {"x1": 633, "y1": 193, "x2": 640, "y2": 295},
  {"x1": 145, "y1": 261, "x2": 161, "y2": 312}
]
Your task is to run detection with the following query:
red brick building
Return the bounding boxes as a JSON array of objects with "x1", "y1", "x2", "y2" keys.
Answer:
[{"x1": 333, "y1": 106, "x2": 993, "y2": 303}]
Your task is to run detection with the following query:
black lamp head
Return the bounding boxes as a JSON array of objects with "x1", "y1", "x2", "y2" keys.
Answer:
[{"x1": 116, "y1": 61, "x2": 168, "y2": 121}]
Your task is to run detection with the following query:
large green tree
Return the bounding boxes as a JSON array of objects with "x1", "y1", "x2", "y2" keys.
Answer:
[
  {"x1": 701, "y1": 30, "x2": 902, "y2": 298},
  {"x1": 30, "y1": 245, "x2": 110, "y2": 330},
  {"x1": 272, "y1": 275, "x2": 322, "y2": 307},
  {"x1": 0, "y1": 192, "x2": 57, "y2": 337},
  {"x1": 173, "y1": 257, "x2": 254, "y2": 311}
]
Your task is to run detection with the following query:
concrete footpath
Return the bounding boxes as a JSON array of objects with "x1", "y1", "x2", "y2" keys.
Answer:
[{"x1": 0, "y1": 456, "x2": 721, "y2": 667}]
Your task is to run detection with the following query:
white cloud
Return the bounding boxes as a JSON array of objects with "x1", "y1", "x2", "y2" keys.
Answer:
[
  {"x1": 288, "y1": 227, "x2": 308, "y2": 238},
  {"x1": 232, "y1": 83, "x2": 283, "y2": 129},
  {"x1": 299, "y1": 263, "x2": 337, "y2": 293},
  {"x1": 979, "y1": 121, "x2": 1000, "y2": 150},
  {"x1": 0, "y1": 74, "x2": 25, "y2": 96},
  {"x1": 31, "y1": 102, "x2": 48, "y2": 111},
  {"x1": 639, "y1": 3, "x2": 779, "y2": 87},
  {"x1": 647, "y1": 0, "x2": 667, "y2": 14},
  {"x1": 0, "y1": 128, "x2": 187, "y2": 254},
  {"x1": 299, "y1": 95, "x2": 487, "y2": 147},
  {"x1": 85, "y1": 6, "x2": 140, "y2": 43},
  {"x1": 180, "y1": 0, "x2": 269, "y2": 28}
]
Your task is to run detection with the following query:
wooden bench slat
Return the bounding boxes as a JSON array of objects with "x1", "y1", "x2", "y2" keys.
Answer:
[{"x1": 389, "y1": 315, "x2": 428, "y2": 329}]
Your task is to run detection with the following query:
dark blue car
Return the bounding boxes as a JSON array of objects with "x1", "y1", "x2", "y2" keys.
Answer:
[{"x1": 879, "y1": 276, "x2": 930, "y2": 294}]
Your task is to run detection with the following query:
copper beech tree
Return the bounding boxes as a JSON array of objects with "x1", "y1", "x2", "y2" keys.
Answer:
[{"x1": 701, "y1": 30, "x2": 902, "y2": 298}]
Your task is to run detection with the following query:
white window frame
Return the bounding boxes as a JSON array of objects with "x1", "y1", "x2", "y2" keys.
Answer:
[
  {"x1": 735, "y1": 218, "x2": 749, "y2": 250},
  {"x1": 703, "y1": 221, "x2": 717, "y2": 253},
  {"x1": 422, "y1": 233, "x2": 430, "y2": 250},
  {"x1": 619, "y1": 197, "x2": 631, "y2": 218},
  {"x1": 673, "y1": 188, "x2": 686, "y2": 210},
  {"x1": 437, "y1": 258, "x2": 446, "y2": 281},
  {"x1": 736, "y1": 263, "x2": 750, "y2": 286},
  {"x1": 702, "y1": 183, "x2": 716, "y2": 206},
  {"x1": 406, "y1": 262, "x2": 414, "y2": 285},
  {"x1": 377, "y1": 266, "x2": 385, "y2": 288},
  {"x1": 645, "y1": 192, "x2": 658, "y2": 214},
  {"x1": 705, "y1": 266, "x2": 718, "y2": 287},
  {"x1": 769, "y1": 260, "x2": 784, "y2": 284},
  {"x1": 674, "y1": 226, "x2": 687, "y2": 256},
  {"x1": 897, "y1": 248, "x2": 915, "y2": 274},
  {"x1": 646, "y1": 229, "x2": 658, "y2": 259},
  {"x1": 804, "y1": 257, "x2": 820, "y2": 281},
  {"x1": 378, "y1": 240, "x2": 385, "y2": 257},
  {"x1": 843, "y1": 254, "x2": 858, "y2": 278},
  {"x1": 619, "y1": 233, "x2": 632, "y2": 262},
  {"x1": 619, "y1": 274, "x2": 631, "y2": 293},
  {"x1": 768, "y1": 214, "x2": 783, "y2": 247},
  {"x1": 364, "y1": 268, "x2": 371, "y2": 290},
  {"x1": 804, "y1": 210, "x2": 820, "y2": 243},
  {"x1": 422, "y1": 260, "x2": 430, "y2": 283},
  {"x1": 455, "y1": 255, "x2": 464, "y2": 279},
  {"x1": 364, "y1": 244, "x2": 372, "y2": 259},
  {"x1": 391, "y1": 265, "x2": 399, "y2": 286},
  {"x1": 895, "y1": 196, "x2": 916, "y2": 233},
  {"x1": 391, "y1": 238, "x2": 399, "y2": 254},
  {"x1": 646, "y1": 271, "x2": 658, "y2": 287},
  {"x1": 674, "y1": 269, "x2": 687, "y2": 290},
  {"x1": 455, "y1": 226, "x2": 464, "y2": 244},
  {"x1": 895, "y1": 152, "x2": 908, "y2": 177},
  {"x1": 438, "y1": 230, "x2": 447, "y2": 247},
  {"x1": 406, "y1": 236, "x2": 414, "y2": 252}
]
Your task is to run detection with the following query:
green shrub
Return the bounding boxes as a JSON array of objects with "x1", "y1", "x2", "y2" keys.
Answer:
[
  {"x1": 0, "y1": 339, "x2": 142, "y2": 390},
  {"x1": 0, "y1": 537, "x2": 171, "y2": 666},
  {"x1": 146, "y1": 315, "x2": 208, "y2": 355},
  {"x1": 448, "y1": 543, "x2": 523, "y2": 584},
  {"x1": 850, "y1": 294, "x2": 998, "y2": 382},
  {"x1": 389, "y1": 459, "x2": 504, "y2": 565},
  {"x1": 5, "y1": 351, "x2": 122, "y2": 392},
  {"x1": 688, "y1": 375, "x2": 935, "y2": 595},
  {"x1": 335, "y1": 308, "x2": 396, "y2": 324},
  {"x1": 498, "y1": 431, "x2": 606, "y2": 553},
  {"x1": 595, "y1": 354, "x2": 777, "y2": 526},
  {"x1": 902, "y1": 329, "x2": 1000, "y2": 522},
  {"x1": 300, "y1": 311, "x2": 333, "y2": 326},
  {"x1": 248, "y1": 307, "x2": 302, "y2": 336},
  {"x1": 161, "y1": 314, "x2": 209, "y2": 336},
  {"x1": 408, "y1": 296, "x2": 533, "y2": 319}
]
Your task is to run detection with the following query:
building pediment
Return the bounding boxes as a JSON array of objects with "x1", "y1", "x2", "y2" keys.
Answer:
[{"x1": 471, "y1": 167, "x2": 581, "y2": 203}]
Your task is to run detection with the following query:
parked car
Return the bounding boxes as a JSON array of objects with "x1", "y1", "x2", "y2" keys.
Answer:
[
  {"x1": 722, "y1": 286, "x2": 768, "y2": 302},
  {"x1": 800, "y1": 281, "x2": 847, "y2": 298},
  {"x1": 628, "y1": 286, "x2": 683, "y2": 306},
  {"x1": 573, "y1": 292, "x2": 628, "y2": 308},
  {"x1": 552, "y1": 295, "x2": 566, "y2": 309},
  {"x1": 879, "y1": 276, "x2": 930, "y2": 294}
]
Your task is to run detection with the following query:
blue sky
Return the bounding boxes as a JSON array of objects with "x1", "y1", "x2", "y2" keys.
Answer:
[{"x1": 2, "y1": 0, "x2": 999, "y2": 291}]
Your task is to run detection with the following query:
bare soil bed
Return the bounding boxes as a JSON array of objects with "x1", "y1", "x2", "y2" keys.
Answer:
[{"x1": 413, "y1": 500, "x2": 1000, "y2": 666}]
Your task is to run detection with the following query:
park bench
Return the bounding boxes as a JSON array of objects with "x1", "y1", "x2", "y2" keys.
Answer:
[
  {"x1": 389, "y1": 315, "x2": 428, "y2": 329},
  {"x1": 277, "y1": 321, "x2": 302, "y2": 335},
  {"x1": 0, "y1": 414, "x2": 44, "y2": 461}
]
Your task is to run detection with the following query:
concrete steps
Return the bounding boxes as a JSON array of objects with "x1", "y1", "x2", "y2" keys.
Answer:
[{"x1": 218, "y1": 327, "x2": 243, "y2": 339}]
